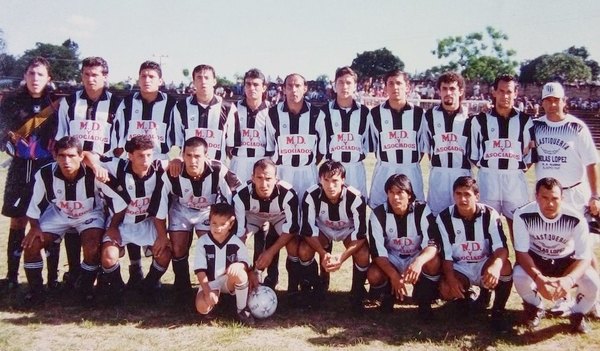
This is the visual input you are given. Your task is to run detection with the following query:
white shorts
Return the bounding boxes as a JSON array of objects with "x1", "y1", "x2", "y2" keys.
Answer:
[
  {"x1": 388, "y1": 254, "x2": 418, "y2": 274},
  {"x1": 230, "y1": 156, "x2": 262, "y2": 186},
  {"x1": 197, "y1": 275, "x2": 234, "y2": 295},
  {"x1": 340, "y1": 162, "x2": 367, "y2": 197},
  {"x1": 168, "y1": 201, "x2": 210, "y2": 232},
  {"x1": 427, "y1": 167, "x2": 472, "y2": 215},
  {"x1": 277, "y1": 164, "x2": 317, "y2": 201},
  {"x1": 39, "y1": 206, "x2": 105, "y2": 237},
  {"x1": 562, "y1": 182, "x2": 590, "y2": 214},
  {"x1": 320, "y1": 228, "x2": 353, "y2": 243},
  {"x1": 104, "y1": 217, "x2": 158, "y2": 247},
  {"x1": 453, "y1": 260, "x2": 487, "y2": 287},
  {"x1": 370, "y1": 162, "x2": 424, "y2": 208},
  {"x1": 478, "y1": 168, "x2": 530, "y2": 219},
  {"x1": 246, "y1": 211, "x2": 287, "y2": 236}
]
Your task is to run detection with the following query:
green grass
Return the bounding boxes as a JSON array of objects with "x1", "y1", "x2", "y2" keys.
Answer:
[{"x1": 0, "y1": 153, "x2": 599, "y2": 350}]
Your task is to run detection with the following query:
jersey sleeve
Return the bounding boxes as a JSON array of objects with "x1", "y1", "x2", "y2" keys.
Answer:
[
  {"x1": 469, "y1": 114, "x2": 482, "y2": 164},
  {"x1": 172, "y1": 101, "x2": 185, "y2": 149},
  {"x1": 193, "y1": 239, "x2": 208, "y2": 273},
  {"x1": 419, "y1": 205, "x2": 439, "y2": 250},
  {"x1": 577, "y1": 123, "x2": 600, "y2": 166},
  {"x1": 572, "y1": 216, "x2": 593, "y2": 260},
  {"x1": 488, "y1": 208, "x2": 508, "y2": 252},
  {"x1": 368, "y1": 208, "x2": 388, "y2": 258},
  {"x1": 112, "y1": 100, "x2": 126, "y2": 149},
  {"x1": 436, "y1": 214, "x2": 454, "y2": 261},
  {"x1": 265, "y1": 107, "x2": 276, "y2": 154},
  {"x1": 232, "y1": 191, "x2": 247, "y2": 238},
  {"x1": 282, "y1": 188, "x2": 300, "y2": 234},
  {"x1": 300, "y1": 191, "x2": 320, "y2": 238},
  {"x1": 25, "y1": 169, "x2": 47, "y2": 220},
  {"x1": 96, "y1": 177, "x2": 128, "y2": 213},
  {"x1": 55, "y1": 98, "x2": 70, "y2": 141},
  {"x1": 512, "y1": 209, "x2": 530, "y2": 253},
  {"x1": 349, "y1": 195, "x2": 367, "y2": 241}
]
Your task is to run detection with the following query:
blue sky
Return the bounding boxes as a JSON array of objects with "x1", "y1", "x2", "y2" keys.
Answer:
[{"x1": 1, "y1": 0, "x2": 599, "y2": 84}]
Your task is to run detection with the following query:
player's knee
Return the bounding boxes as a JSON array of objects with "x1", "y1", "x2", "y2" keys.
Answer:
[
  {"x1": 101, "y1": 247, "x2": 119, "y2": 268},
  {"x1": 422, "y1": 255, "x2": 442, "y2": 275},
  {"x1": 367, "y1": 265, "x2": 386, "y2": 285}
]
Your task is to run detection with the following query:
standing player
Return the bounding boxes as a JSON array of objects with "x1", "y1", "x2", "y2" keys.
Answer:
[
  {"x1": 163, "y1": 136, "x2": 238, "y2": 305},
  {"x1": 0, "y1": 57, "x2": 59, "y2": 290},
  {"x1": 173, "y1": 64, "x2": 237, "y2": 163},
  {"x1": 99, "y1": 135, "x2": 171, "y2": 303},
  {"x1": 437, "y1": 176, "x2": 513, "y2": 332},
  {"x1": 298, "y1": 161, "x2": 369, "y2": 310},
  {"x1": 265, "y1": 73, "x2": 326, "y2": 199},
  {"x1": 21, "y1": 137, "x2": 127, "y2": 305},
  {"x1": 368, "y1": 174, "x2": 441, "y2": 318},
  {"x1": 470, "y1": 74, "x2": 534, "y2": 241},
  {"x1": 322, "y1": 66, "x2": 371, "y2": 196},
  {"x1": 423, "y1": 72, "x2": 472, "y2": 215},
  {"x1": 232, "y1": 158, "x2": 299, "y2": 291},
  {"x1": 111, "y1": 61, "x2": 178, "y2": 287},
  {"x1": 194, "y1": 203, "x2": 254, "y2": 325},
  {"x1": 227, "y1": 68, "x2": 271, "y2": 184},
  {"x1": 369, "y1": 69, "x2": 426, "y2": 208},
  {"x1": 513, "y1": 178, "x2": 600, "y2": 333},
  {"x1": 55, "y1": 56, "x2": 123, "y2": 289}
]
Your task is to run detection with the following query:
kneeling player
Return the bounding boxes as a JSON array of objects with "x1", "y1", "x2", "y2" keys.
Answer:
[
  {"x1": 367, "y1": 174, "x2": 441, "y2": 318},
  {"x1": 21, "y1": 137, "x2": 127, "y2": 305},
  {"x1": 99, "y1": 135, "x2": 172, "y2": 303},
  {"x1": 194, "y1": 203, "x2": 254, "y2": 325},
  {"x1": 438, "y1": 176, "x2": 513, "y2": 332},
  {"x1": 298, "y1": 160, "x2": 369, "y2": 310},
  {"x1": 513, "y1": 178, "x2": 600, "y2": 333},
  {"x1": 232, "y1": 158, "x2": 299, "y2": 291}
]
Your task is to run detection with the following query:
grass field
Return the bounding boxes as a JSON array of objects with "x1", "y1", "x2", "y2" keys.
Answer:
[{"x1": 0, "y1": 154, "x2": 600, "y2": 351}]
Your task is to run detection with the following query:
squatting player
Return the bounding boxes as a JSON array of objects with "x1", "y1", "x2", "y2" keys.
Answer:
[
  {"x1": 437, "y1": 176, "x2": 513, "y2": 332},
  {"x1": 298, "y1": 161, "x2": 369, "y2": 310},
  {"x1": 368, "y1": 174, "x2": 441, "y2": 318},
  {"x1": 369, "y1": 69, "x2": 426, "y2": 208},
  {"x1": 232, "y1": 158, "x2": 299, "y2": 291}
]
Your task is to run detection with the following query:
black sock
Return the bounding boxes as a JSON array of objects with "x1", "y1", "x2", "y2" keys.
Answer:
[
  {"x1": 492, "y1": 277, "x2": 513, "y2": 311},
  {"x1": 64, "y1": 230, "x2": 81, "y2": 274},
  {"x1": 45, "y1": 240, "x2": 60, "y2": 284},
  {"x1": 172, "y1": 256, "x2": 190, "y2": 291},
  {"x1": 127, "y1": 244, "x2": 142, "y2": 261},
  {"x1": 351, "y1": 264, "x2": 368, "y2": 297},
  {"x1": 144, "y1": 260, "x2": 167, "y2": 288},
  {"x1": 6, "y1": 228, "x2": 25, "y2": 281},
  {"x1": 23, "y1": 260, "x2": 44, "y2": 294},
  {"x1": 286, "y1": 256, "x2": 300, "y2": 292},
  {"x1": 79, "y1": 261, "x2": 98, "y2": 295},
  {"x1": 413, "y1": 274, "x2": 440, "y2": 305}
]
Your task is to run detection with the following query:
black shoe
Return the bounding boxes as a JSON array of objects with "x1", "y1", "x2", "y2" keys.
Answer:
[
  {"x1": 0, "y1": 278, "x2": 19, "y2": 291},
  {"x1": 263, "y1": 275, "x2": 278, "y2": 290},
  {"x1": 22, "y1": 291, "x2": 45, "y2": 308},
  {"x1": 569, "y1": 313, "x2": 590, "y2": 334},
  {"x1": 474, "y1": 288, "x2": 491, "y2": 311},
  {"x1": 490, "y1": 309, "x2": 511, "y2": 333},
  {"x1": 418, "y1": 303, "x2": 434, "y2": 321},
  {"x1": 46, "y1": 280, "x2": 61, "y2": 295},
  {"x1": 237, "y1": 307, "x2": 255, "y2": 326},
  {"x1": 62, "y1": 270, "x2": 81, "y2": 290},
  {"x1": 126, "y1": 265, "x2": 144, "y2": 290},
  {"x1": 380, "y1": 294, "x2": 394, "y2": 314},
  {"x1": 523, "y1": 303, "x2": 545, "y2": 330}
]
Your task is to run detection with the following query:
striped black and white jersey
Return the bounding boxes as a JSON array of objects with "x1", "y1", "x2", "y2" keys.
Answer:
[
  {"x1": 163, "y1": 159, "x2": 235, "y2": 210},
  {"x1": 27, "y1": 163, "x2": 126, "y2": 220},
  {"x1": 513, "y1": 201, "x2": 592, "y2": 260},
  {"x1": 369, "y1": 101, "x2": 425, "y2": 164},
  {"x1": 56, "y1": 88, "x2": 122, "y2": 155},
  {"x1": 193, "y1": 232, "x2": 250, "y2": 282},
  {"x1": 265, "y1": 101, "x2": 326, "y2": 167},
  {"x1": 369, "y1": 201, "x2": 439, "y2": 259},
  {"x1": 101, "y1": 157, "x2": 168, "y2": 223},
  {"x1": 226, "y1": 99, "x2": 270, "y2": 158},
  {"x1": 437, "y1": 204, "x2": 507, "y2": 263},
  {"x1": 322, "y1": 100, "x2": 371, "y2": 163},
  {"x1": 232, "y1": 180, "x2": 299, "y2": 237},
  {"x1": 531, "y1": 114, "x2": 599, "y2": 187},
  {"x1": 113, "y1": 91, "x2": 177, "y2": 156},
  {"x1": 173, "y1": 95, "x2": 236, "y2": 162},
  {"x1": 470, "y1": 108, "x2": 533, "y2": 170},
  {"x1": 300, "y1": 184, "x2": 367, "y2": 241},
  {"x1": 423, "y1": 105, "x2": 471, "y2": 169}
]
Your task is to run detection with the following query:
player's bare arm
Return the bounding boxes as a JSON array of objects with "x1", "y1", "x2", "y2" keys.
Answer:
[
  {"x1": 21, "y1": 218, "x2": 44, "y2": 249},
  {"x1": 152, "y1": 218, "x2": 171, "y2": 259},
  {"x1": 442, "y1": 260, "x2": 465, "y2": 299},
  {"x1": 105, "y1": 210, "x2": 126, "y2": 246},
  {"x1": 404, "y1": 246, "x2": 437, "y2": 285},
  {"x1": 586, "y1": 163, "x2": 600, "y2": 215},
  {"x1": 255, "y1": 232, "x2": 295, "y2": 270},
  {"x1": 482, "y1": 247, "x2": 508, "y2": 289}
]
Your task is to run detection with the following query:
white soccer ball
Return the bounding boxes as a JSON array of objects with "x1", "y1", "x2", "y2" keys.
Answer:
[{"x1": 248, "y1": 285, "x2": 278, "y2": 319}]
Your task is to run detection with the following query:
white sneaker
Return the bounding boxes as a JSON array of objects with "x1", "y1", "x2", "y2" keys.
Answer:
[{"x1": 548, "y1": 297, "x2": 574, "y2": 317}]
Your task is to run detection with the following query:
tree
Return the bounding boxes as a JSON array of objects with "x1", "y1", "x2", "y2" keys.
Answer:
[
  {"x1": 430, "y1": 26, "x2": 518, "y2": 83},
  {"x1": 519, "y1": 53, "x2": 591, "y2": 84},
  {"x1": 216, "y1": 76, "x2": 233, "y2": 87},
  {"x1": 350, "y1": 47, "x2": 404, "y2": 79},
  {"x1": 315, "y1": 74, "x2": 330, "y2": 83},
  {"x1": 0, "y1": 29, "x2": 17, "y2": 78},
  {"x1": 565, "y1": 46, "x2": 599, "y2": 81},
  {"x1": 14, "y1": 39, "x2": 80, "y2": 81}
]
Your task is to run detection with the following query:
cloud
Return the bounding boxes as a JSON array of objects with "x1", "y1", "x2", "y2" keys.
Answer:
[{"x1": 57, "y1": 15, "x2": 97, "y2": 39}]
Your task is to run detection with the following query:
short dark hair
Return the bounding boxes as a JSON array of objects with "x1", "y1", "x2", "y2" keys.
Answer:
[
  {"x1": 26, "y1": 56, "x2": 52, "y2": 78},
  {"x1": 335, "y1": 66, "x2": 358, "y2": 83},
  {"x1": 492, "y1": 74, "x2": 518, "y2": 90},
  {"x1": 209, "y1": 202, "x2": 238, "y2": 234},
  {"x1": 124, "y1": 135, "x2": 155, "y2": 153},
  {"x1": 244, "y1": 68, "x2": 266, "y2": 83},
  {"x1": 453, "y1": 176, "x2": 479, "y2": 195},
  {"x1": 253, "y1": 158, "x2": 276, "y2": 175},
  {"x1": 192, "y1": 64, "x2": 216, "y2": 79},
  {"x1": 384, "y1": 174, "x2": 415, "y2": 202},
  {"x1": 139, "y1": 61, "x2": 162, "y2": 78},
  {"x1": 81, "y1": 57, "x2": 109, "y2": 75},
  {"x1": 436, "y1": 72, "x2": 465, "y2": 91},
  {"x1": 183, "y1": 136, "x2": 208, "y2": 153},
  {"x1": 318, "y1": 160, "x2": 346, "y2": 179},
  {"x1": 54, "y1": 136, "x2": 82, "y2": 155},
  {"x1": 535, "y1": 177, "x2": 563, "y2": 195},
  {"x1": 383, "y1": 69, "x2": 409, "y2": 86},
  {"x1": 284, "y1": 73, "x2": 307, "y2": 86}
]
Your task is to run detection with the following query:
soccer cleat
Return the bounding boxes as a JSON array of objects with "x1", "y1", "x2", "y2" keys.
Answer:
[
  {"x1": 490, "y1": 309, "x2": 511, "y2": 333},
  {"x1": 0, "y1": 278, "x2": 19, "y2": 291},
  {"x1": 126, "y1": 265, "x2": 144, "y2": 290},
  {"x1": 22, "y1": 291, "x2": 45, "y2": 308},
  {"x1": 417, "y1": 303, "x2": 434, "y2": 321},
  {"x1": 523, "y1": 303, "x2": 545, "y2": 330},
  {"x1": 379, "y1": 293, "x2": 394, "y2": 314},
  {"x1": 548, "y1": 297, "x2": 573, "y2": 317},
  {"x1": 237, "y1": 307, "x2": 255, "y2": 326},
  {"x1": 569, "y1": 313, "x2": 590, "y2": 334}
]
